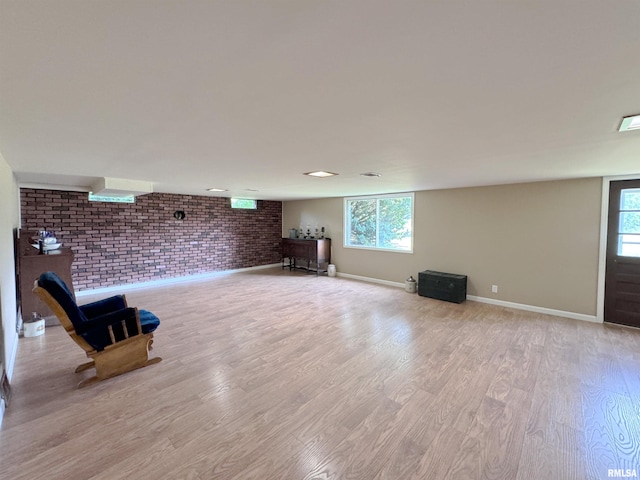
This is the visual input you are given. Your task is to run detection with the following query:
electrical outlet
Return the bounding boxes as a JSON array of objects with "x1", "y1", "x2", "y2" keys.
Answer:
[{"x1": 491, "y1": 285, "x2": 498, "y2": 293}]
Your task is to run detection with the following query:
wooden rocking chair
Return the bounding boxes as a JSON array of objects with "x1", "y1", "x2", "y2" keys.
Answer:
[{"x1": 33, "y1": 271, "x2": 162, "y2": 388}]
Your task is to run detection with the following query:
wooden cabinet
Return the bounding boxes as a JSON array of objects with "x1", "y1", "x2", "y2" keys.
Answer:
[
  {"x1": 282, "y1": 238, "x2": 331, "y2": 275},
  {"x1": 17, "y1": 230, "x2": 75, "y2": 321}
]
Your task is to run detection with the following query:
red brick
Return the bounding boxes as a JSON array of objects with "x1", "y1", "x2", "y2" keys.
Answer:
[{"x1": 21, "y1": 189, "x2": 282, "y2": 291}]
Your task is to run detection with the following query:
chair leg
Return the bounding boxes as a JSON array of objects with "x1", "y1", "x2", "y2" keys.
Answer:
[
  {"x1": 77, "y1": 357, "x2": 161, "y2": 388},
  {"x1": 146, "y1": 356, "x2": 162, "y2": 367},
  {"x1": 76, "y1": 334, "x2": 161, "y2": 387},
  {"x1": 77, "y1": 375, "x2": 101, "y2": 388},
  {"x1": 75, "y1": 360, "x2": 95, "y2": 373}
]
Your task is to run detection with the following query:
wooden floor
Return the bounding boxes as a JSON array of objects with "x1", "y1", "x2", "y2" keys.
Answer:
[{"x1": 2, "y1": 268, "x2": 640, "y2": 480}]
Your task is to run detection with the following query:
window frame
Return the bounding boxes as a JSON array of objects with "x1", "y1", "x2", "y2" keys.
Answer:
[
  {"x1": 617, "y1": 187, "x2": 640, "y2": 257},
  {"x1": 343, "y1": 192, "x2": 414, "y2": 253}
]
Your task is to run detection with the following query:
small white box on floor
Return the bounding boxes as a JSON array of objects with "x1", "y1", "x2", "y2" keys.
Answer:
[{"x1": 24, "y1": 319, "x2": 45, "y2": 337}]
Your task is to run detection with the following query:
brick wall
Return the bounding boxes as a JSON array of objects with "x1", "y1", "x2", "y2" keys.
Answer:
[{"x1": 20, "y1": 189, "x2": 282, "y2": 291}]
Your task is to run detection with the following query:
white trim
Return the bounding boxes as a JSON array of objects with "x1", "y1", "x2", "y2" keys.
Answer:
[
  {"x1": 336, "y1": 272, "x2": 598, "y2": 323},
  {"x1": 19, "y1": 182, "x2": 91, "y2": 192},
  {"x1": 597, "y1": 174, "x2": 640, "y2": 324},
  {"x1": 76, "y1": 263, "x2": 281, "y2": 298},
  {"x1": 466, "y1": 295, "x2": 599, "y2": 323},
  {"x1": 6, "y1": 329, "x2": 19, "y2": 381},
  {"x1": 597, "y1": 177, "x2": 610, "y2": 323},
  {"x1": 336, "y1": 272, "x2": 405, "y2": 289}
]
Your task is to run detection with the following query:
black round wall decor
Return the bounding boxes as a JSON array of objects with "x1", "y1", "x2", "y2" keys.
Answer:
[{"x1": 173, "y1": 210, "x2": 186, "y2": 220}]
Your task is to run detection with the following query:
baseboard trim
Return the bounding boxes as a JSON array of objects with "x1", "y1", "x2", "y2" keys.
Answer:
[
  {"x1": 76, "y1": 263, "x2": 282, "y2": 298},
  {"x1": 336, "y1": 272, "x2": 405, "y2": 289},
  {"x1": 335, "y1": 272, "x2": 598, "y2": 323},
  {"x1": 7, "y1": 330, "x2": 19, "y2": 379},
  {"x1": 465, "y1": 295, "x2": 599, "y2": 323}
]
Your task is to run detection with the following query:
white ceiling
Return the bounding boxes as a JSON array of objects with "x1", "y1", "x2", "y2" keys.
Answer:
[{"x1": 1, "y1": 0, "x2": 639, "y2": 201}]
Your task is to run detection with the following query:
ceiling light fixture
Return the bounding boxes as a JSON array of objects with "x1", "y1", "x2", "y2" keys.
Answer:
[
  {"x1": 206, "y1": 188, "x2": 227, "y2": 192},
  {"x1": 360, "y1": 172, "x2": 382, "y2": 177},
  {"x1": 304, "y1": 171, "x2": 338, "y2": 178},
  {"x1": 619, "y1": 114, "x2": 640, "y2": 132}
]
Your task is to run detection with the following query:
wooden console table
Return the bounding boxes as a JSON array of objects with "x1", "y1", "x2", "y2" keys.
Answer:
[
  {"x1": 282, "y1": 238, "x2": 331, "y2": 275},
  {"x1": 17, "y1": 229, "x2": 75, "y2": 322}
]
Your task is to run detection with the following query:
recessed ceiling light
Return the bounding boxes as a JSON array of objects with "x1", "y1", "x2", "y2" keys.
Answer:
[
  {"x1": 304, "y1": 171, "x2": 338, "y2": 178},
  {"x1": 206, "y1": 188, "x2": 227, "y2": 192},
  {"x1": 245, "y1": 188, "x2": 259, "y2": 192},
  {"x1": 619, "y1": 114, "x2": 640, "y2": 132},
  {"x1": 360, "y1": 172, "x2": 382, "y2": 177}
]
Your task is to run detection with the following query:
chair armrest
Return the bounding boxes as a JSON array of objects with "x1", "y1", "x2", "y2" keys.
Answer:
[
  {"x1": 79, "y1": 295, "x2": 127, "y2": 319},
  {"x1": 77, "y1": 307, "x2": 141, "y2": 351}
]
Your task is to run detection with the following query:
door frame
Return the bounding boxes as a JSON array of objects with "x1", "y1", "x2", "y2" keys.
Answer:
[{"x1": 597, "y1": 174, "x2": 640, "y2": 323}]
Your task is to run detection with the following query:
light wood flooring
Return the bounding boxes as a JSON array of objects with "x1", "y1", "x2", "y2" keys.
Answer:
[{"x1": 2, "y1": 268, "x2": 640, "y2": 479}]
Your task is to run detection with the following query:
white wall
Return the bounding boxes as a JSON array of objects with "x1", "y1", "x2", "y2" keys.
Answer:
[{"x1": 0, "y1": 152, "x2": 19, "y2": 423}]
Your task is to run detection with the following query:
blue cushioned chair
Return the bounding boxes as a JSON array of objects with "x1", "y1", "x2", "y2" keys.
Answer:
[{"x1": 33, "y1": 271, "x2": 162, "y2": 387}]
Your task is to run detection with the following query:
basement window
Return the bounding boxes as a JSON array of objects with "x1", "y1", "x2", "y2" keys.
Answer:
[
  {"x1": 231, "y1": 198, "x2": 257, "y2": 209},
  {"x1": 88, "y1": 193, "x2": 135, "y2": 203},
  {"x1": 344, "y1": 192, "x2": 414, "y2": 252}
]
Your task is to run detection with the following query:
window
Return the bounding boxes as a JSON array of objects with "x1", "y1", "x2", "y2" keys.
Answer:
[
  {"x1": 618, "y1": 188, "x2": 640, "y2": 257},
  {"x1": 231, "y1": 198, "x2": 257, "y2": 209},
  {"x1": 344, "y1": 193, "x2": 414, "y2": 252},
  {"x1": 88, "y1": 193, "x2": 135, "y2": 203}
]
